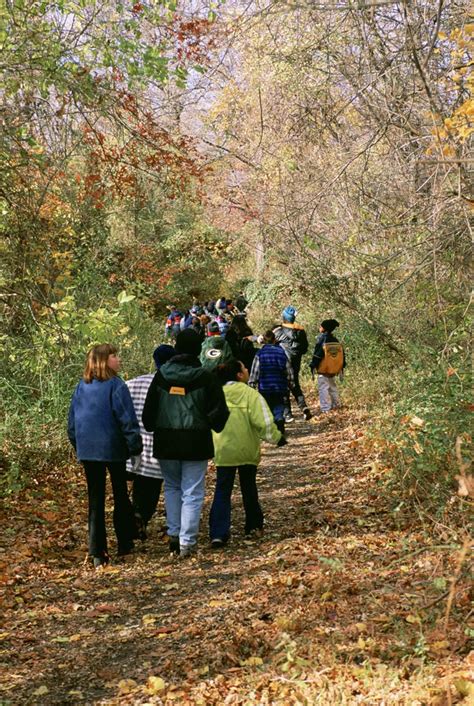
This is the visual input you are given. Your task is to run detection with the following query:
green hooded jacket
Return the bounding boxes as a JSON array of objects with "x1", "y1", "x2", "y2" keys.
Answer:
[
  {"x1": 212, "y1": 382, "x2": 281, "y2": 467},
  {"x1": 142, "y1": 356, "x2": 229, "y2": 460}
]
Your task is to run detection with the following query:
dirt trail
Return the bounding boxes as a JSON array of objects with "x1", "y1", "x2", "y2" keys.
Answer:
[{"x1": 1, "y1": 409, "x2": 471, "y2": 705}]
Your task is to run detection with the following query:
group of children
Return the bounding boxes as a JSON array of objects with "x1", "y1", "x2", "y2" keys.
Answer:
[
  {"x1": 67, "y1": 304, "x2": 345, "y2": 567},
  {"x1": 163, "y1": 294, "x2": 248, "y2": 341}
]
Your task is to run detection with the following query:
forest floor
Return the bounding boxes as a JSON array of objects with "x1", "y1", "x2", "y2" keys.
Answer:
[{"x1": 1, "y1": 404, "x2": 472, "y2": 705}]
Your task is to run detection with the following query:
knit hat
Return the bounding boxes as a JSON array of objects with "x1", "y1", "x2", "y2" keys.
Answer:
[
  {"x1": 282, "y1": 305, "x2": 297, "y2": 323},
  {"x1": 321, "y1": 319, "x2": 339, "y2": 333},
  {"x1": 207, "y1": 321, "x2": 220, "y2": 335},
  {"x1": 175, "y1": 329, "x2": 202, "y2": 357},
  {"x1": 153, "y1": 344, "x2": 175, "y2": 370}
]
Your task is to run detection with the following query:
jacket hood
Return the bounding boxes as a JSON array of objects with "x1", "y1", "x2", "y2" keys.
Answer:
[
  {"x1": 159, "y1": 357, "x2": 204, "y2": 384},
  {"x1": 223, "y1": 381, "x2": 251, "y2": 405}
]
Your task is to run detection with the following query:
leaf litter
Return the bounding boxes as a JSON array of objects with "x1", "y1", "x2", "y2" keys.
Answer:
[{"x1": 0, "y1": 406, "x2": 472, "y2": 704}]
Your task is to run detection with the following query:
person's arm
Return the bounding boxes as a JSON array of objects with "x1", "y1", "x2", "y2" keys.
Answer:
[
  {"x1": 67, "y1": 387, "x2": 78, "y2": 449},
  {"x1": 142, "y1": 373, "x2": 160, "y2": 431},
  {"x1": 205, "y1": 377, "x2": 230, "y2": 432},
  {"x1": 249, "y1": 389, "x2": 281, "y2": 444},
  {"x1": 248, "y1": 354, "x2": 260, "y2": 388},
  {"x1": 300, "y1": 329, "x2": 309, "y2": 356},
  {"x1": 112, "y1": 381, "x2": 143, "y2": 456},
  {"x1": 310, "y1": 334, "x2": 325, "y2": 371}
]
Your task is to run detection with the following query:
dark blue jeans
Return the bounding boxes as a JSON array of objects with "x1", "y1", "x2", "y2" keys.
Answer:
[
  {"x1": 260, "y1": 392, "x2": 285, "y2": 422},
  {"x1": 209, "y1": 465, "x2": 264, "y2": 540},
  {"x1": 83, "y1": 461, "x2": 136, "y2": 557}
]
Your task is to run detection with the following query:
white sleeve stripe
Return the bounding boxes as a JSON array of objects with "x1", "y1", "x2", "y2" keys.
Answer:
[{"x1": 259, "y1": 394, "x2": 275, "y2": 442}]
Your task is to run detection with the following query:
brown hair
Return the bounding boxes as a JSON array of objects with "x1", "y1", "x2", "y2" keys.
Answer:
[
  {"x1": 83, "y1": 343, "x2": 118, "y2": 383},
  {"x1": 263, "y1": 329, "x2": 276, "y2": 344},
  {"x1": 214, "y1": 359, "x2": 244, "y2": 384}
]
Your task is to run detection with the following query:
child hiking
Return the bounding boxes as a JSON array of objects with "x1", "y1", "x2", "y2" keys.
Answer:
[
  {"x1": 125, "y1": 344, "x2": 176, "y2": 540},
  {"x1": 209, "y1": 360, "x2": 286, "y2": 548},
  {"x1": 273, "y1": 305, "x2": 311, "y2": 422},
  {"x1": 309, "y1": 319, "x2": 345, "y2": 413},
  {"x1": 249, "y1": 329, "x2": 294, "y2": 436},
  {"x1": 67, "y1": 344, "x2": 142, "y2": 568}
]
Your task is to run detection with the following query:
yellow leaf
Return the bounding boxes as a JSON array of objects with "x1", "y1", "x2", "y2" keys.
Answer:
[
  {"x1": 453, "y1": 678, "x2": 474, "y2": 697},
  {"x1": 209, "y1": 600, "x2": 226, "y2": 607},
  {"x1": 146, "y1": 676, "x2": 166, "y2": 694},
  {"x1": 357, "y1": 637, "x2": 366, "y2": 649},
  {"x1": 240, "y1": 656, "x2": 263, "y2": 666},
  {"x1": 33, "y1": 686, "x2": 49, "y2": 696},
  {"x1": 438, "y1": 31, "x2": 447, "y2": 39},
  {"x1": 142, "y1": 614, "x2": 159, "y2": 625},
  {"x1": 320, "y1": 591, "x2": 332, "y2": 602},
  {"x1": 207, "y1": 579, "x2": 218, "y2": 584},
  {"x1": 69, "y1": 634, "x2": 82, "y2": 642},
  {"x1": 68, "y1": 690, "x2": 83, "y2": 697},
  {"x1": 0, "y1": 633, "x2": 10, "y2": 641},
  {"x1": 405, "y1": 614, "x2": 421, "y2": 624},
  {"x1": 117, "y1": 679, "x2": 137, "y2": 694},
  {"x1": 199, "y1": 665, "x2": 209, "y2": 675},
  {"x1": 429, "y1": 640, "x2": 450, "y2": 652},
  {"x1": 163, "y1": 583, "x2": 179, "y2": 591}
]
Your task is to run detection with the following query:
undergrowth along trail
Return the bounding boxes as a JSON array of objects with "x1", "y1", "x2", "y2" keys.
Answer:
[{"x1": 1, "y1": 408, "x2": 472, "y2": 705}]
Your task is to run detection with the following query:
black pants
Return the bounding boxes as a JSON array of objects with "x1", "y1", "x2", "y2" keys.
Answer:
[
  {"x1": 83, "y1": 461, "x2": 136, "y2": 557},
  {"x1": 285, "y1": 356, "x2": 308, "y2": 415},
  {"x1": 132, "y1": 475, "x2": 163, "y2": 525},
  {"x1": 209, "y1": 465, "x2": 264, "y2": 540}
]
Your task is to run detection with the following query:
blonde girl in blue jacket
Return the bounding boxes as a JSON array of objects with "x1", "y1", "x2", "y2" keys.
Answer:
[
  {"x1": 209, "y1": 359, "x2": 287, "y2": 548},
  {"x1": 68, "y1": 344, "x2": 142, "y2": 568}
]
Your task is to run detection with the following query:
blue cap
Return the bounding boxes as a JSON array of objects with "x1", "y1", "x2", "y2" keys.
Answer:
[{"x1": 282, "y1": 306, "x2": 297, "y2": 323}]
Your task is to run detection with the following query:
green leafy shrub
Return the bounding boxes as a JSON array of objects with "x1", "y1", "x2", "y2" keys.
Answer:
[{"x1": 0, "y1": 291, "x2": 163, "y2": 495}]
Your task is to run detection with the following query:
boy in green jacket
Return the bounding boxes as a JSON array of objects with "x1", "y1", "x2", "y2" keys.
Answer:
[{"x1": 209, "y1": 359, "x2": 287, "y2": 548}]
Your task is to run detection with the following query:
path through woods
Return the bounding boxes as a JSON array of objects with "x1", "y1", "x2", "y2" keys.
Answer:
[{"x1": 1, "y1": 406, "x2": 472, "y2": 704}]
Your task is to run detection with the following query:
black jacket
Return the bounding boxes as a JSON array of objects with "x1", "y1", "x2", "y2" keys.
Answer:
[
  {"x1": 142, "y1": 355, "x2": 229, "y2": 460},
  {"x1": 225, "y1": 329, "x2": 256, "y2": 371},
  {"x1": 273, "y1": 323, "x2": 309, "y2": 360}
]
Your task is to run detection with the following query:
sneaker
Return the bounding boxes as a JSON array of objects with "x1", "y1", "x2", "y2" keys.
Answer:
[
  {"x1": 303, "y1": 408, "x2": 312, "y2": 421},
  {"x1": 169, "y1": 536, "x2": 180, "y2": 555},
  {"x1": 284, "y1": 414, "x2": 295, "y2": 423},
  {"x1": 210, "y1": 538, "x2": 226, "y2": 549},
  {"x1": 179, "y1": 545, "x2": 197, "y2": 558},
  {"x1": 93, "y1": 553, "x2": 109, "y2": 569}
]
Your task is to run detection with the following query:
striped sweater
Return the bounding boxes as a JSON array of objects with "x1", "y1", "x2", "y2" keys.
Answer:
[{"x1": 126, "y1": 374, "x2": 162, "y2": 479}]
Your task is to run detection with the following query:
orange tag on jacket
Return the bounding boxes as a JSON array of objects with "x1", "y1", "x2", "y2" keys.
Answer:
[{"x1": 169, "y1": 386, "x2": 186, "y2": 395}]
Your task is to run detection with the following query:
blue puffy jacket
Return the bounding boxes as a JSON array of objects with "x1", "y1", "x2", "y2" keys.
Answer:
[{"x1": 68, "y1": 376, "x2": 143, "y2": 462}]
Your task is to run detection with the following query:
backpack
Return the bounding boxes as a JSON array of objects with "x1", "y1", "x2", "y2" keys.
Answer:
[
  {"x1": 318, "y1": 342, "x2": 344, "y2": 375},
  {"x1": 199, "y1": 337, "x2": 235, "y2": 371}
]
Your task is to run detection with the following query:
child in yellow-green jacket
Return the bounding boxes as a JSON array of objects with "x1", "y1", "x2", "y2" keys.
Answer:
[{"x1": 209, "y1": 359, "x2": 287, "y2": 548}]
